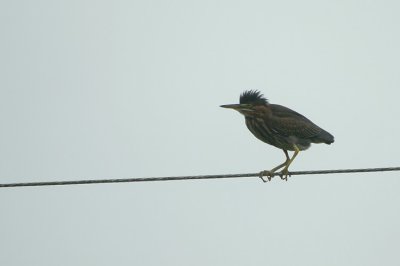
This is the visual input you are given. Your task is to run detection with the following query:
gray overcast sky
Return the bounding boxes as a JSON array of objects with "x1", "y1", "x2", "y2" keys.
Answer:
[{"x1": 1, "y1": 0, "x2": 400, "y2": 265}]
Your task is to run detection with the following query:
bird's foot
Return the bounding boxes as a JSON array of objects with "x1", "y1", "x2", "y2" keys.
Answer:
[
  {"x1": 259, "y1": 170, "x2": 274, "y2": 182},
  {"x1": 279, "y1": 168, "x2": 291, "y2": 181}
]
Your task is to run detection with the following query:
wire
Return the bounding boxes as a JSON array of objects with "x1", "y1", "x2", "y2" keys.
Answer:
[{"x1": 1, "y1": 167, "x2": 400, "y2": 188}]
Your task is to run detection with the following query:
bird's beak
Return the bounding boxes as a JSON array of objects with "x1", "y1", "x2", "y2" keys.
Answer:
[{"x1": 220, "y1": 104, "x2": 242, "y2": 110}]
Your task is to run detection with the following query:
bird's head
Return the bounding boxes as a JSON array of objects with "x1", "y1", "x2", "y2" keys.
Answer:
[{"x1": 220, "y1": 90, "x2": 269, "y2": 116}]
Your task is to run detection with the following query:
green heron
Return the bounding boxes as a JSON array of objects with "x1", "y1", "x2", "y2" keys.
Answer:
[{"x1": 221, "y1": 90, "x2": 334, "y2": 182}]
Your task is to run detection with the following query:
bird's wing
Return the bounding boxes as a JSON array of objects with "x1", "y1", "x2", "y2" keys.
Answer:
[{"x1": 269, "y1": 104, "x2": 322, "y2": 138}]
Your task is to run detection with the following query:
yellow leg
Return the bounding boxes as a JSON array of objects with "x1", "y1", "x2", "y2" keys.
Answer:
[
  {"x1": 280, "y1": 145, "x2": 300, "y2": 181},
  {"x1": 259, "y1": 150, "x2": 290, "y2": 182}
]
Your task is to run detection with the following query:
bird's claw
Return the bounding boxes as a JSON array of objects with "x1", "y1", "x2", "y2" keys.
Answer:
[
  {"x1": 259, "y1": 170, "x2": 273, "y2": 182},
  {"x1": 259, "y1": 169, "x2": 291, "y2": 182},
  {"x1": 279, "y1": 170, "x2": 291, "y2": 181}
]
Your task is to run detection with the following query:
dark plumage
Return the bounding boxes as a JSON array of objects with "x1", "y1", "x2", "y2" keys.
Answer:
[
  {"x1": 240, "y1": 90, "x2": 269, "y2": 105},
  {"x1": 221, "y1": 90, "x2": 334, "y2": 181}
]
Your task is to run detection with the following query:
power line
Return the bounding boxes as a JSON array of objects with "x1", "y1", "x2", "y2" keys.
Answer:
[{"x1": 1, "y1": 167, "x2": 400, "y2": 188}]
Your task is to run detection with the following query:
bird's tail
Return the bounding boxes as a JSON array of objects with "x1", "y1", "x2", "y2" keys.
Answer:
[{"x1": 312, "y1": 129, "x2": 334, "y2": 144}]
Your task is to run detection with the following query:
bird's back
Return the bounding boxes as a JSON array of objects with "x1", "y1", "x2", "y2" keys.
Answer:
[
  {"x1": 269, "y1": 104, "x2": 334, "y2": 145},
  {"x1": 226, "y1": 90, "x2": 334, "y2": 151}
]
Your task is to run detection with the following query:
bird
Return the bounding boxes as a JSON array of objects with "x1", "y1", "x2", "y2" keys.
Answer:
[{"x1": 220, "y1": 90, "x2": 334, "y2": 182}]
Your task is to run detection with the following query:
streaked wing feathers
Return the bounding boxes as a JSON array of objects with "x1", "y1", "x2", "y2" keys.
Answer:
[{"x1": 269, "y1": 104, "x2": 322, "y2": 138}]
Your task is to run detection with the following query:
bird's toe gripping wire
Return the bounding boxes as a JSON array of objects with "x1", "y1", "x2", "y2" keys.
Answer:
[
  {"x1": 258, "y1": 150, "x2": 290, "y2": 182},
  {"x1": 259, "y1": 146, "x2": 300, "y2": 182},
  {"x1": 259, "y1": 165, "x2": 286, "y2": 182},
  {"x1": 259, "y1": 170, "x2": 273, "y2": 182}
]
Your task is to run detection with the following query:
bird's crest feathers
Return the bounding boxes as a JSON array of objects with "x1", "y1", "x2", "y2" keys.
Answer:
[{"x1": 240, "y1": 90, "x2": 268, "y2": 105}]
